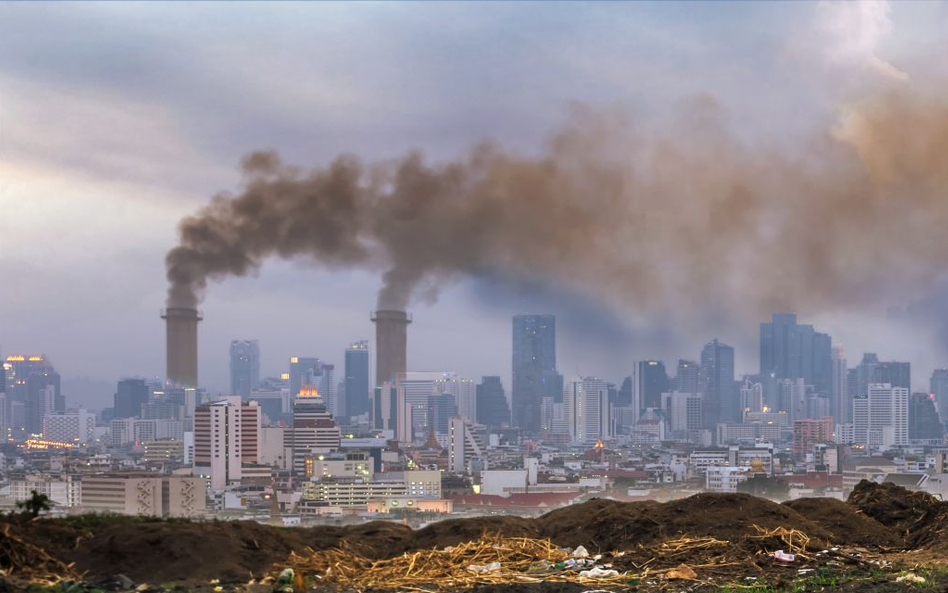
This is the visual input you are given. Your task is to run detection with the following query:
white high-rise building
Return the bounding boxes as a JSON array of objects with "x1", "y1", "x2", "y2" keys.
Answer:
[
  {"x1": 42, "y1": 409, "x2": 95, "y2": 444},
  {"x1": 869, "y1": 383, "x2": 909, "y2": 447},
  {"x1": 193, "y1": 397, "x2": 261, "y2": 490},
  {"x1": 448, "y1": 415, "x2": 488, "y2": 473},
  {"x1": 563, "y1": 376, "x2": 609, "y2": 444},
  {"x1": 852, "y1": 384, "x2": 908, "y2": 449}
]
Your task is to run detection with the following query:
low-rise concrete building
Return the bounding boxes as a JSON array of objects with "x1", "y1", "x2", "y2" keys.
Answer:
[{"x1": 80, "y1": 473, "x2": 205, "y2": 517}]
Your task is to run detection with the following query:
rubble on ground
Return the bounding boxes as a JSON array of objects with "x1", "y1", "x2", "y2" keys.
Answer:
[{"x1": 5, "y1": 480, "x2": 948, "y2": 591}]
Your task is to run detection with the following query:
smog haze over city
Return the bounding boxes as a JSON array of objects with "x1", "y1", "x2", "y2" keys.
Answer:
[
  {"x1": 1, "y1": 1, "x2": 947, "y2": 404},
  {"x1": 9, "y1": 2, "x2": 948, "y2": 590}
]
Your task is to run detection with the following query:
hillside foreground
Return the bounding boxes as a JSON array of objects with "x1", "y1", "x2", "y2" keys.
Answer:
[{"x1": 3, "y1": 480, "x2": 948, "y2": 592}]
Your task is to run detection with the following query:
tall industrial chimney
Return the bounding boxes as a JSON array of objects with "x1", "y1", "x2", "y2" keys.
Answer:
[
  {"x1": 161, "y1": 307, "x2": 202, "y2": 387},
  {"x1": 371, "y1": 310, "x2": 411, "y2": 387}
]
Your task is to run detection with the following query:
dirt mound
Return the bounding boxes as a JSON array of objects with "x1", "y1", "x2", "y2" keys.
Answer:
[
  {"x1": 783, "y1": 497, "x2": 902, "y2": 548},
  {"x1": 10, "y1": 488, "x2": 927, "y2": 585},
  {"x1": 321, "y1": 521, "x2": 415, "y2": 555},
  {"x1": 536, "y1": 494, "x2": 832, "y2": 552},
  {"x1": 847, "y1": 480, "x2": 941, "y2": 536},
  {"x1": 411, "y1": 516, "x2": 539, "y2": 551},
  {"x1": 72, "y1": 520, "x2": 315, "y2": 583}
]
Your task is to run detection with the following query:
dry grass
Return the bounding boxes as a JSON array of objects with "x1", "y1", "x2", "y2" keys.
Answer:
[
  {"x1": 284, "y1": 534, "x2": 633, "y2": 591},
  {"x1": 0, "y1": 522, "x2": 81, "y2": 585}
]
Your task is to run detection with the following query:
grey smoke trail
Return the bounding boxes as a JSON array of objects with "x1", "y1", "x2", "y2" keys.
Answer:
[{"x1": 166, "y1": 92, "x2": 948, "y2": 338}]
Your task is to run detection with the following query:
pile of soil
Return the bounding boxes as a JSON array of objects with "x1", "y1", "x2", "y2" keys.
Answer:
[
  {"x1": 783, "y1": 497, "x2": 902, "y2": 549},
  {"x1": 534, "y1": 494, "x2": 834, "y2": 552},
  {"x1": 845, "y1": 479, "x2": 948, "y2": 551},
  {"x1": 8, "y1": 484, "x2": 936, "y2": 585},
  {"x1": 847, "y1": 480, "x2": 941, "y2": 537}
]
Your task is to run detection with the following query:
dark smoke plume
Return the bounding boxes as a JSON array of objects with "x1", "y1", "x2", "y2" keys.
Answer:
[{"x1": 166, "y1": 93, "x2": 948, "y2": 334}]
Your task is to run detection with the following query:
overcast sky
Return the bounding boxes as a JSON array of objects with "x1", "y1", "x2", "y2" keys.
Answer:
[{"x1": 2, "y1": 1, "x2": 948, "y2": 408}]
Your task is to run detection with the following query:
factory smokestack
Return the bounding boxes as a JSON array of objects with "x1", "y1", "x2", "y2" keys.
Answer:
[
  {"x1": 371, "y1": 310, "x2": 411, "y2": 387},
  {"x1": 161, "y1": 307, "x2": 202, "y2": 388}
]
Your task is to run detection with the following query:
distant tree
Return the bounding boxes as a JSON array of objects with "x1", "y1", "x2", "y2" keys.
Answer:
[{"x1": 16, "y1": 490, "x2": 52, "y2": 518}]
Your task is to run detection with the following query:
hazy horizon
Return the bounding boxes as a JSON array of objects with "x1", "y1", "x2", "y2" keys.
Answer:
[{"x1": 4, "y1": 1, "x2": 948, "y2": 407}]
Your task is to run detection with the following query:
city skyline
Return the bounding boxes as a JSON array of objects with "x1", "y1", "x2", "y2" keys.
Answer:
[{"x1": 4, "y1": 2, "x2": 948, "y2": 396}]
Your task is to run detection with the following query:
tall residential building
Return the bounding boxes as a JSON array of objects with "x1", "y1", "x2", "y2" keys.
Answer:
[
  {"x1": 563, "y1": 376, "x2": 609, "y2": 444},
  {"x1": 229, "y1": 340, "x2": 260, "y2": 399},
  {"x1": 701, "y1": 339, "x2": 737, "y2": 428},
  {"x1": 511, "y1": 314, "x2": 558, "y2": 433},
  {"x1": 193, "y1": 397, "x2": 261, "y2": 490},
  {"x1": 931, "y1": 369, "x2": 948, "y2": 424},
  {"x1": 792, "y1": 417, "x2": 835, "y2": 461},
  {"x1": 830, "y1": 346, "x2": 849, "y2": 424},
  {"x1": 662, "y1": 391, "x2": 703, "y2": 432},
  {"x1": 43, "y1": 409, "x2": 96, "y2": 444},
  {"x1": 475, "y1": 376, "x2": 510, "y2": 429},
  {"x1": 758, "y1": 314, "x2": 832, "y2": 393},
  {"x1": 344, "y1": 341, "x2": 370, "y2": 421},
  {"x1": 448, "y1": 416, "x2": 489, "y2": 473},
  {"x1": 114, "y1": 378, "x2": 149, "y2": 420},
  {"x1": 909, "y1": 392, "x2": 944, "y2": 442},
  {"x1": 287, "y1": 394, "x2": 341, "y2": 475},
  {"x1": 635, "y1": 360, "x2": 669, "y2": 414},
  {"x1": 853, "y1": 383, "x2": 909, "y2": 448}
]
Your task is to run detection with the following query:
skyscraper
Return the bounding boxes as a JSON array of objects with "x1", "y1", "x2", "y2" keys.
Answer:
[
  {"x1": 344, "y1": 341, "x2": 370, "y2": 421},
  {"x1": 909, "y1": 392, "x2": 943, "y2": 442},
  {"x1": 563, "y1": 376, "x2": 609, "y2": 444},
  {"x1": 114, "y1": 378, "x2": 149, "y2": 420},
  {"x1": 675, "y1": 359, "x2": 700, "y2": 395},
  {"x1": 701, "y1": 339, "x2": 737, "y2": 427},
  {"x1": 289, "y1": 357, "x2": 336, "y2": 412},
  {"x1": 635, "y1": 360, "x2": 669, "y2": 413},
  {"x1": 931, "y1": 369, "x2": 948, "y2": 423},
  {"x1": 511, "y1": 314, "x2": 557, "y2": 433},
  {"x1": 830, "y1": 346, "x2": 849, "y2": 423},
  {"x1": 229, "y1": 340, "x2": 260, "y2": 399},
  {"x1": 475, "y1": 376, "x2": 510, "y2": 429},
  {"x1": 427, "y1": 393, "x2": 458, "y2": 435},
  {"x1": 873, "y1": 361, "x2": 910, "y2": 391},
  {"x1": 759, "y1": 313, "x2": 832, "y2": 393}
]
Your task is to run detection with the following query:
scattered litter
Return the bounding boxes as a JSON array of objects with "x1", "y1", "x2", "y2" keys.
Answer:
[
  {"x1": 797, "y1": 568, "x2": 815, "y2": 575},
  {"x1": 579, "y1": 567, "x2": 619, "y2": 578},
  {"x1": 468, "y1": 562, "x2": 502, "y2": 573},
  {"x1": 773, "y1": 550, "x2": 796, "y2": 562},
  {"x1": 572, "y1": 545, "x2": 590, "y2": 558},
  {"x1": 896, "y1": 573, "x2": 927, "y2": 584},
  {"x1": 666, "y1": 564, "x2": 698, "y2": 580}
]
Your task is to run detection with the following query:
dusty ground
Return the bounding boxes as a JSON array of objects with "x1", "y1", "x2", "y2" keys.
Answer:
[{"x1": 3, "y1": 480, "x2": 948, "y2": 592}]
